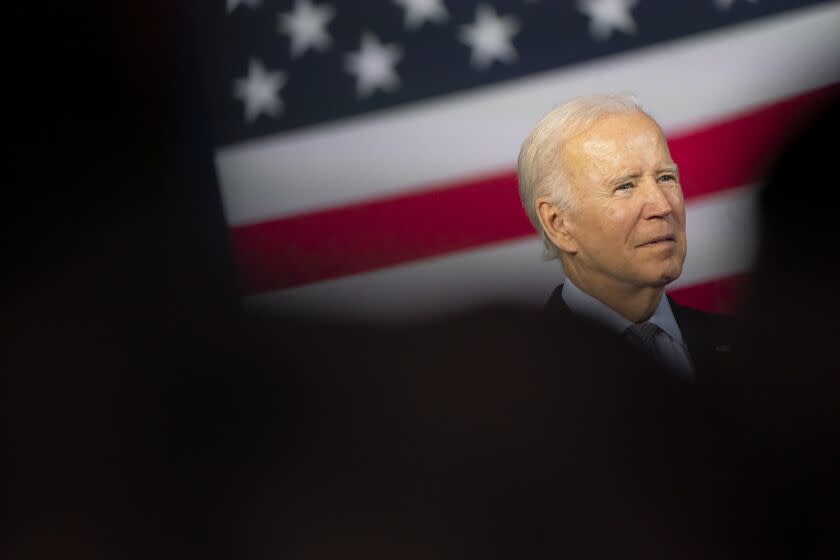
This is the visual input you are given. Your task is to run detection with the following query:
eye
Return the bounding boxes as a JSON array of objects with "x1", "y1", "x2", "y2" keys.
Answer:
[
  {"x1": 616, "y1": 182, "x2": 634, "y2": 191},
  {"x1": 658, "y1": 174, "x2": 677, "y2": 183}
]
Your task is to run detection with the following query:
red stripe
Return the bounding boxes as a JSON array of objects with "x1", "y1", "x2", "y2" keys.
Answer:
[
  {"x1": 669, "y1": 273, "x2": 749, "y2": 315},
  {"x1": 671, "y1": 84, "x2": 838, "y2": 200},
  {"x1": 232, "y1": 85, "x2": 838, "y2": 294}
]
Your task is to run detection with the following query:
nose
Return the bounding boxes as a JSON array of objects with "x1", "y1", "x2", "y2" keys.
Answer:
[{"x1": 641, "y1": 177, "x2": 674, "y2": 219}]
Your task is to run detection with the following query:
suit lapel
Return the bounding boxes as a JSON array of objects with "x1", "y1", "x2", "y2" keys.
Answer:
[
  {"x1": 547, "y1": 285, "x2": 733, "y2": 380},
  {"x1": 668, "y1": 296, "x2": 733, "y2": 380}
]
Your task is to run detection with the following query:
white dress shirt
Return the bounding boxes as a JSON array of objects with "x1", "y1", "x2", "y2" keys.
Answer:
[{"x1": 561, "y1": 278, "x2": 694, "y2": 378}]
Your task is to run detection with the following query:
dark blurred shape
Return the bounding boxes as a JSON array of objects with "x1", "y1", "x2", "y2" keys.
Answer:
[{"x1": 716, "y1": 89, "x2": 840, "y2": 559}]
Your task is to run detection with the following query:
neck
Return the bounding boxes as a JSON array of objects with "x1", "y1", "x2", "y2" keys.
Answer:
[{"x1": 564, "y1": 265, "x2": 663, "y2": 324}]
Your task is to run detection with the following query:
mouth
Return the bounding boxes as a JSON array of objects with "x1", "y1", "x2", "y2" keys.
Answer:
[{"x1": 640, "y1": 234, "x2": 676, "y2": 247}]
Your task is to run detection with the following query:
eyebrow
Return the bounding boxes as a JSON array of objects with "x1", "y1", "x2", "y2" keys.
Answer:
[
  {"x1": 610, "y1": 173, "x2": 640, "y2": 186},
  {"x1": 607, "y1": 164, "x2": 680, "y2": 186}
]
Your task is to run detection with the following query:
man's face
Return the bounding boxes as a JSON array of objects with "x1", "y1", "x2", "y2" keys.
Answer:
[{"x1": 560, "y1": 111, "x2": 687, "y2": 290}]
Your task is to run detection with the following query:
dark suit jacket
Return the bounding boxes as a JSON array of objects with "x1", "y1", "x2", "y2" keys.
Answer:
[{"x1": 545, "y1": 284, "x2": 736, "y2": 381}]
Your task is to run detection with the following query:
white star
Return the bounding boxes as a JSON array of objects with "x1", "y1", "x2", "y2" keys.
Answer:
[
  {"x1": 459, "y1": 4, "x2": 520, "y2": 70},
  {"x1": 715, "y1": 0, "x2": 759, "y2": 10},
  {"x1": 233, "y1": 59, "x2": 287, "y2": 122},
  {"x1": 577, "y1": 0, "x2": 638, "y2": 41},
  {"x1": 278, "y1": 0, "x2": 336, "y2": 58},
  {"x1": 393, "y1": 0, "x2": 449, "y2": 30},
  {"x1": 344, "y1": 32, "x2": 403, "y2": 97},
  {"x1": 227, "y1": 0, "x2": 261, "y2": 14}
]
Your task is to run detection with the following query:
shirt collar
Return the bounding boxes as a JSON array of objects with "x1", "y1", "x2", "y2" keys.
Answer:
[{"x1": 560, "y1": 278, "x2": 686, "y2": 345}]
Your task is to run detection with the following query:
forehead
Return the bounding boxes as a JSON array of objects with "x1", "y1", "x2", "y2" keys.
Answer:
[{"x1": 563, "y1": 111, "x2": 672, "y2": 175}]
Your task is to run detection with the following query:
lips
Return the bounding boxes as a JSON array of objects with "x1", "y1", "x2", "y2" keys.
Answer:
[{"x1": 640, "y1": 234, "x2": 676, "y2": 246}]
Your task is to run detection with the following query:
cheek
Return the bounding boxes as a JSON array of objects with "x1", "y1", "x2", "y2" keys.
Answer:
[
  {"x1": 603, "y1": 204, "x2": 628, "y2": 224},
  {"x1": 603, "y1": 205, "x2": 636, "y2": 240},
  {"x1": 675, "y1": 203, "x2": 687, "y2": 230},
  {"x1": 669, "y1": 190, "x2": 686, "y2": 221},
  {"x1": 574, "y1": 204, "x2": 632, "y2": 249}
]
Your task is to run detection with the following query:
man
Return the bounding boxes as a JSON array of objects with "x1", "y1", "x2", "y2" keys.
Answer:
[{"x1": 517, "y1": 94, "x2": 734, "y2": 380}]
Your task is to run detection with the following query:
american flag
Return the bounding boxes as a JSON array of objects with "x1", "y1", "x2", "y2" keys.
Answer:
[{"x1": 204, "y1": 0, "x2": 840, "y2": 318}]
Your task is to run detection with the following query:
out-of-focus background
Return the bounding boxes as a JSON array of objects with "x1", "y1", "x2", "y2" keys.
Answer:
[{"x1": 201, "y1": 0, "x2": 840, "y2": 319}]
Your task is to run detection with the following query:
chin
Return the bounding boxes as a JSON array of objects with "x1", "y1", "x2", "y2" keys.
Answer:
[
  {"x1": 656, "y1": 254, "x2": 685, "y2": 284},
  {"x1": 642, "y1": 264, "x2": 682, "y2": 287},
  {"x1": 658, "y1": 266, "x2": 683, "y2": 285}
]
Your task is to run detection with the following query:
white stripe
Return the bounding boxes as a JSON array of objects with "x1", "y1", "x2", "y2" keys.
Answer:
[
  {"x1": 247, "y1": 185, "x2": 759, "y2": 319},
  {"x1": 216, "y1": 2, "x2": 840, "y2": 226}
]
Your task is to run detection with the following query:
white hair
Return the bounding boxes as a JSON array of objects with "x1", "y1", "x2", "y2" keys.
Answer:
[{"x1": 517, "y1": 93, "x2": 648, "y2": 260}]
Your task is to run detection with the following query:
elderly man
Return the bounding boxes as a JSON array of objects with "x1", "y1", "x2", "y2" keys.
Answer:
[{"x1": 517, "y1": 94, "x2": 734, "y2": 379}]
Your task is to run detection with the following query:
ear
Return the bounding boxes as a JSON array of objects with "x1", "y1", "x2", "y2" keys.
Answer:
[{"x1": 535, "y1": 196, "x2": 579, "y2": 254}]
